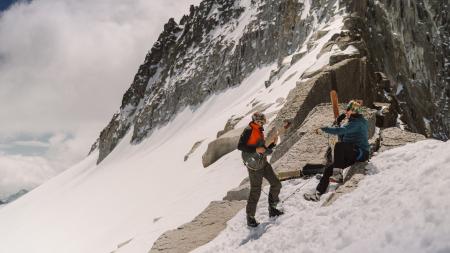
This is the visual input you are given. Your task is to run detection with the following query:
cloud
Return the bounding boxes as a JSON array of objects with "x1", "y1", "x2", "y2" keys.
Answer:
[
  {"x1": 0, "y1": 0, "x2": 201, "y2": 135},
  {"x1": 12, "y1": 140, "x2": 50, "y2": 148},
  {"x1": 0, "y1": 0, "x2": 202, "y2": 197},
  {"x1": 0, "y1": 154, "x2": 54, "y2": 199}
]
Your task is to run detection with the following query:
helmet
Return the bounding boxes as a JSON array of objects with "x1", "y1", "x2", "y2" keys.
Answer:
[
  {"x1": 252, "y1": 112, "x2": 267, "y2": 124},
  {"x1": 346, "y1": 100, "x2": 363, "y2": 114}
]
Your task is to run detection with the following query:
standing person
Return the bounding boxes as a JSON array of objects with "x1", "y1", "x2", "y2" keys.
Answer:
[
  {"x1": 304, "y1": 100, "x2": 370, "y2": 201},
  {"x1": 237, "y1": 112, "x2": 284, "y2": 227}
]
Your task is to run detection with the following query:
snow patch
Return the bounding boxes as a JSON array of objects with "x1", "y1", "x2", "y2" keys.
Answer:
[{"x1": 194, "y1": 140, "x2": 450, "y2": 253}]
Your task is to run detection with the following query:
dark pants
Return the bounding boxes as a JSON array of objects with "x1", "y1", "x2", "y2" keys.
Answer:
[
  {"x1": 316, "y1": 142, "x2": 368, "y2": 194},
  {"x1": 246, "y1": 162, "x2": 282, "y2": 217}
]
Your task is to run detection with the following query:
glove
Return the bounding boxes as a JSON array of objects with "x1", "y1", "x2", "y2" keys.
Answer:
[
  {"x1": 333, "y1": 113, "x2": 346, "y2": 126},
  {"x1": 264, "y1": 148, "x2": 273, "y2": 156}
]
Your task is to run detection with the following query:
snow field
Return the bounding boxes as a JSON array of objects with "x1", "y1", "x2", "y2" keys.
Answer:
[{"x1": 194, "y1": 140, "x2": 450, "y2": 253}]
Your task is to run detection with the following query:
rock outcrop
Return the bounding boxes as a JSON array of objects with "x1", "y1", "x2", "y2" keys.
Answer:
[
  {"x1": 202, "y1": 127, "x2": 244, "y2": 168},
  {"x1": 184, "y1": 140, "x2": 204, "y2": 161},
  {"x1": 149, "y1": 200, "x2": 246, "y2": 253},
  {"x1": 346, "y1": 0, "x2": 449, "y2": 139},
  {"x1": 272, "y1": 104, "x2": 376, "y2": 177},
  {"x1": 324, "y1": 162, "x2": 368, "y2": 206},
  {"x1": 379, "y1": 127, "x2": 427, "y2": 152}
]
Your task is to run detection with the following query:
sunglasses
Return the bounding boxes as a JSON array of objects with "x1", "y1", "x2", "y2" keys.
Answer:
[{"x1": 256, "y1": 119, "x2": 266, "y2": 125}]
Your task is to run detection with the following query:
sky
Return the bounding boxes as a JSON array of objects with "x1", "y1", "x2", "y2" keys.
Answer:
[{"x1": 0, "y1": 0, "x2": 201, "y2": 198}]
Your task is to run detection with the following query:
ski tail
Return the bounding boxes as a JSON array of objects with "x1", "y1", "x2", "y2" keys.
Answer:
[{"x1": 330, "y1": 90, "x2": 339, "y2": 119}]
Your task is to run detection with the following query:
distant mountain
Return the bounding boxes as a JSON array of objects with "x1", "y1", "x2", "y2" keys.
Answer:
[
  {"x1": 0, "y1": 189, "x2": 28, "y2": 205},
  {"x1": 91, "y1": 0, "x2": 449, "y2": 164}
]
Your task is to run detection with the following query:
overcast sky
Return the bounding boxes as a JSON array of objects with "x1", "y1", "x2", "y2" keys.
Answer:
[{"x1": 0, "y1": 0, "x2": 201, "y2": 199}]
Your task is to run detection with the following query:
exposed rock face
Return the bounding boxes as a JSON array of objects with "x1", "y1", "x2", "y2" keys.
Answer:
[
  {"x1": 373, "y1": 102, "x2": 398, "y2": 128},
  {"x1": 345, "y1": 0, "x2": 449, "y2": 139},
  {"x1": 92, "y1": 0, "x2": 447, "y2": 163},
  {"x1": 92, "y1": 0, "x2": 349, "y2": 163},
  {"x1": 0, "y1": 189, "x2": 29, "y2": 204},
  {"x1": 269, "y1": 51, "x2": 379, "y2": 161},
  {"x1": 272, "y1": 104, "x2": 377, "y2": 176},
  {"x1": 379, "y1": 127, "x2": 427, "y2": 152},
  {"x1": 149, "y1": 200, "x2": 246, "y2": 253},
  {"x1": 184, "y1": 140, "x2": 204, "y2": 161}
]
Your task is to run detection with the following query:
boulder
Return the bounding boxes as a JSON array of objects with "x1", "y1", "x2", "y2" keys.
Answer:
[
  {"x1": 272, "y1": 104, "x2": 376, "y2": 177},
  {"x1": 202, "y1": 127, "x2": 244, "y2": 168},
  {"x1": 223, "y1": 183, "x2": 250, "y2": 201},
  {"x1": 379, "y1": 127, "x2": 426, "y2": 152},
  {"x1": 149, "y1": 201, "x2": 246, "y2": 253},
  {"x1": 373, "y1": 102, "x2": 397, "y2": 128},
  {"x1": 323, "y1": 162, "x2": 368, "y2": 206},
  {"x1": 223, "y1": 177, "x2": 271, "y2": 201},
  {"x1": 270, "y1": 57, "x2": 376, "y2": 162}
]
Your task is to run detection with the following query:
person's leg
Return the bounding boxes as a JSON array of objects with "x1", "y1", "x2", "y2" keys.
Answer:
[
  {"x1": 246, "y1": 168, "x2": 264, "y2": 217},
  {"x1": 262, "y1": 162, "x2": 282, "y2": 206},
  {"x1": 316, "y1": 163, "x2": 334, "y2": 194},
  {"x1": 334, "y1": 142, "x2": 356, "y2": 168},
  {"x1": 316, "y1": 142, "x2": 356, "y2": 194},
  {"x1": 262, "y1": 162, "x2": 284, "y2": 216}
]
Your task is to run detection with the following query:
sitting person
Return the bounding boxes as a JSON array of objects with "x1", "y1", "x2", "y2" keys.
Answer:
[{"x1": 304, "y1": 100, "x2": 370, "y2": 201}]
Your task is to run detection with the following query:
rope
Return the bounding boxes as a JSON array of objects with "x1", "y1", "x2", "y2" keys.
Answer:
[
  {"x1": 279, "y1": 179, "x2": 311, "y2": 207},
  {"x1": 260, "y1": 178, "x2": 311, "y2": 207}
]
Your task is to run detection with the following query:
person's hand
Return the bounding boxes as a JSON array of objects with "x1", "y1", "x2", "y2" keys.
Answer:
[
  {"x1": 256, "y1": 147, "x2": 266, "y2": 154},
  {"x1": 270, "y1": 135, "x2": 278, "y2": 145},
  {"x1": 334, "y1": 113, "x2": 346, "y2": 126},
  {"x1": 315, "y1": 128, "x2": 322, "y2": 135}
]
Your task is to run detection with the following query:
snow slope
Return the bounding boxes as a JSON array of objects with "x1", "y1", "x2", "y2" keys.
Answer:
[
  {"x1": 194, "y1": 140, "x2": 450, "y2": 253},
  {"x1": 0, "y1": 5, "x2": 347, "y2": 253}
]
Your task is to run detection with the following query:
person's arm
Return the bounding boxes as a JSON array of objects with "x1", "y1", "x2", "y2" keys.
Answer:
[
  {"x1": 321, "y1": 122, "x2": 359, "y2": 136},
  {"x1": 237, "y1": 128, "x2": 256, "y2": 153},
  {"x1": 266, "y1": 142, "x2": 276, "y2": 149},
  {"x1": 333, "y1": 113, "x2": 346, "y2": 126}
]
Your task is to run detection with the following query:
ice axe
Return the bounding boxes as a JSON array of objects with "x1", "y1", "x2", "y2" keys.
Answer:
[{"x1": 266, "y1": 119, "x2": 292, "y2": 147}]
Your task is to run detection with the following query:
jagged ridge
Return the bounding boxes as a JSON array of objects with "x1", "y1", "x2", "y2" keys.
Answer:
[{"x1": 91, "y1": 0, "x2": 449, "y2": 164}]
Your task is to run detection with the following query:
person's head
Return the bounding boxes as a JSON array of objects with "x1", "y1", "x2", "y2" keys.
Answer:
[
  {"x1": 252, "y1": 112, "x2": 267, "y2": 126},
  {"x1": 345, "y1": 100, "x2": 363, "y2": 118}
]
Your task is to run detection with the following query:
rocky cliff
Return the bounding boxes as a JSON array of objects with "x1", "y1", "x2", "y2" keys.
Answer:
[
  {"x1": 361, "y1": 0, "x2": 449, "y2": 138},
  {"x1": 90, "y1": 0, "x2": 448, "y2": 164}
]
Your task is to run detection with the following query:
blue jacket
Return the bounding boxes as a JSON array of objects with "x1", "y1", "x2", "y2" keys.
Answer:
[{"x1": 321, "y1": 115, "x2": 370, "y2": 153}]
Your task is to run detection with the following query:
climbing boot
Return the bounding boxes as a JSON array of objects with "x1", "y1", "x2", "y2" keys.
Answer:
[
  {"x1": 268, "y1": 205, "x2": 284, "y2": 217},
  {"x1": 303, "y1": 190, "x2": 321, "y2": 202},
  {"x1": 246, "y1": 215, "x2": 259, "y2": 227}
]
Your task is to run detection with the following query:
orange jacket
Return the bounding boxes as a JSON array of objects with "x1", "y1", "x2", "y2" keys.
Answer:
[
  {"x1": 237, "y1": 122, "x2": 265, "y2": 153},
  {"x1": 246, "y1": 122, "x2": 265, "y2": 146}
]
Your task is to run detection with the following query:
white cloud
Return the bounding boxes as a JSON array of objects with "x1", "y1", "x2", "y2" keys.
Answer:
[
  {"x1": 0, "y1": 0, "x2": 202, "y2": 198},
  {"x1": 0, "y1": 154, "x2": 54, "y2": 199},
  {"x1": 0, "y1": 0, "x2": 201, "y2": 135},
  {"x1": 12, "y1": 140, "x2": 50, "y2": 148}
]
